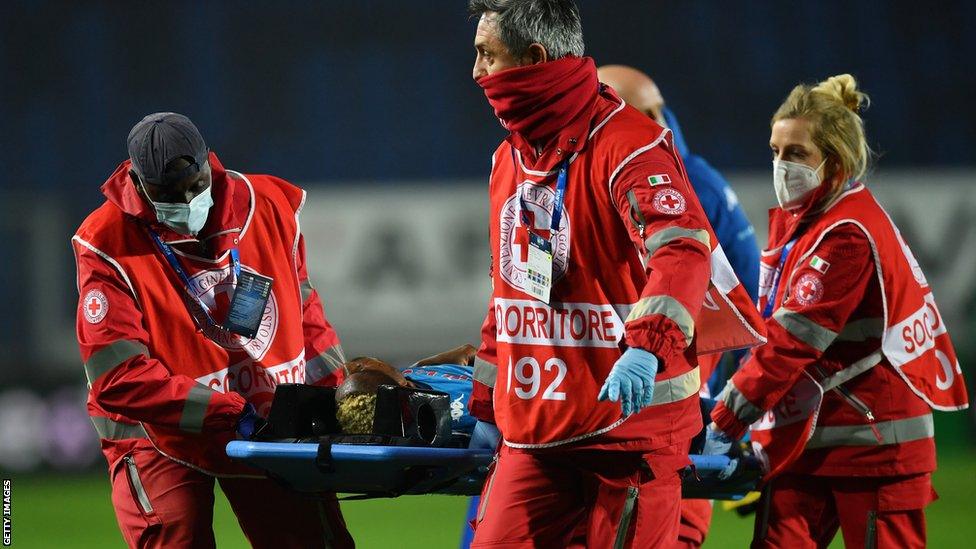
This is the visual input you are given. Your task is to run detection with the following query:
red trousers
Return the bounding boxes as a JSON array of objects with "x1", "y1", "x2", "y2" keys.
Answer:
[
  {"x1": 108, "y1": 440, "x2": 353, "y2": 548},
  {"x1": 676, "y1": 499, "x2": 713, "y2": 548},
  {"x1": 753, "y1": 472, "x2": 936, "y2": 548},
  {"x1": 471, "y1": 444, "x2": 689, "y2": 548}
]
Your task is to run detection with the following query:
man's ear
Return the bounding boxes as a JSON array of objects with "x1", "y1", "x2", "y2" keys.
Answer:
[
  {"x1": 130, "y1": 170, "x2": 154, "y2": 206},
  {"x1": 129, "y1": 169, "x2": 145, "y2": 196},
  {"x1": 522, "y1": 43, "x2": 548, "y2": 65}
]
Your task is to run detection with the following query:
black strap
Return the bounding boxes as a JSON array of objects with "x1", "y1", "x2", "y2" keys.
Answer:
[{"x1": 315, "y1": 439, "x2": 335, "y2": 473}]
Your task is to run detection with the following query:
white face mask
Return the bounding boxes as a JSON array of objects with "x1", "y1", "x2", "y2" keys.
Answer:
[
  {"x1": 772, "y1": 158, "x2": 826, "y2": 210},
  {"x1": 146, "y1": 185, "x2": 214, "y2": 236}
]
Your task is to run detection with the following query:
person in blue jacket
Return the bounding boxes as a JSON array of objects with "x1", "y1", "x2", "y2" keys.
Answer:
[{"x1": 598, "y1": 65, "x2": 761, "y2": 397}]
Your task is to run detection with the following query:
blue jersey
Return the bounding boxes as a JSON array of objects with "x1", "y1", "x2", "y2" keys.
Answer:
[
  {"x1": 664, "y1": 107, "x2": 760, "y2": 302},
  {"x1": 401, "y1": 364, "x2": 476, "y2": 435},
  {"x1": 663, "y1": 108, "x2": 761, "y2": 395}
]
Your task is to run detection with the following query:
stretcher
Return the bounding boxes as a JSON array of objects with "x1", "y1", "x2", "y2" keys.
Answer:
[
  {"x1": 225, "y1": 383, "x2": 762, "y2": 500},
  {"x1": 225, "y1": 441, "x2": 761, "y2": 500}
]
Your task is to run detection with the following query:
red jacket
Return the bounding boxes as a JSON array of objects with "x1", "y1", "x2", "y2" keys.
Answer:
[
  {"x1": 471, "y1": 88, "x2": 763, "y2": 451},
  {"x1": 73, "y1": 152, "x2": 344, "y2": 476},
  {"x1": 712, "y1": 183, "x2": 966, "y2": 476}
]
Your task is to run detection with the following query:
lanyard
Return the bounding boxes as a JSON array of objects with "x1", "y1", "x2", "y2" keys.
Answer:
[
  {"x1": 512, "y1": 147, "x2": 569, "y2": 234},
  {"x1": 146, "y1": 227, "x2": 241, "y2": 328},
  {"x1": 762, "y1": 238, "x2": 797, "y2": 319}
]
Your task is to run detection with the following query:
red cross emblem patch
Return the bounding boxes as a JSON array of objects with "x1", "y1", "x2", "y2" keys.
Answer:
[
  {"x1": 793, "y1": 274, "x2": 824, "y2": 306},
  {"x1": 83, "y1": 289, "x2": 109, "y2": 324},
  {"x1": 652, "y1": 188, "x2": 687, "y2": 215}
]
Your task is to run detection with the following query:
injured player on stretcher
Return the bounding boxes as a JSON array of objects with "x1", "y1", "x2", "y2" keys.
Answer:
[
  {"x1": 335, "y1": 355, "x2": 478, "y2": 439},
  {"x1": 331, "y1": 350, "x2": 729, "y2": 466}
]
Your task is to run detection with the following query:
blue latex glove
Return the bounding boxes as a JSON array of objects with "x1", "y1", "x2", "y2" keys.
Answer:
[
  {"x1": 702, "y1": 424, "x2": 737, "y2": 479},
  {"x1": 719, "y1": 458, "x2": 739, "y2": 480},
  {"x1": 470, "y1": 420, "x2": 501, "y2": 451},
  {"x1": 235, "y1": 403, "x2": 265, "y2": 440},
  {"x1": 597, "y1": 348, "x2": 659, "y2": 417},
  {"x1": 702, "y1": 423, "x2": 734, "y2": 456}
]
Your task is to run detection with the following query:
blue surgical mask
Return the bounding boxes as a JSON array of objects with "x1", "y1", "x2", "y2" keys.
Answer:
[{"x1": 146, "y1": 184, "x2": 214, "y2": 236}]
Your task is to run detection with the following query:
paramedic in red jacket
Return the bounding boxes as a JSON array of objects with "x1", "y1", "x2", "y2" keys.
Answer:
[
  {"x1": 72, "y1": 113, "x2": 353, "y2": 548},
  {"x1": 464, "y1": 2, "x2": 765, "y2": 547},
  {"x1": 705, "y1": 75, "x2": 969, "y2": 548}
]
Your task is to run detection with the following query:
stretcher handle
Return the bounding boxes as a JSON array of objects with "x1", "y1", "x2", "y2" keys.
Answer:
[{"x1": 688, "y1": 454, "x2": 733, "y2": 472}]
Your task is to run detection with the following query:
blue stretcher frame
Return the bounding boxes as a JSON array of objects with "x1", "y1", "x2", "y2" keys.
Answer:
[{"x1": 226, "y1": 441, "x2": 760, "y2": 500}]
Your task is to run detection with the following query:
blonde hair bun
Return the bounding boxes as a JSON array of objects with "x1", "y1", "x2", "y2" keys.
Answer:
[{"x1": 812, "y1": 74, "x2": 869, "y2": 114}]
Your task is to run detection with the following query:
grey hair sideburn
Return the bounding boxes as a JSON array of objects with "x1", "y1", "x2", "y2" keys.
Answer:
[{"x1": 469, "y1": 0, "x2": 585, "y2": 60}]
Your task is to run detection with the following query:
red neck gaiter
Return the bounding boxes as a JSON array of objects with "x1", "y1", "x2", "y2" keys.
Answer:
[{"x1": 478, "y1": 56, "x2": 599, "y2": 146}]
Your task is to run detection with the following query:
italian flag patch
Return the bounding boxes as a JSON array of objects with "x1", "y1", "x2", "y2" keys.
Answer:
[
  {"x1": 648, "y1": 174, "x2": 672, "y2": 186},
  {"x1": 809, "y1": 255, "x2": 830, "y2": 274}
]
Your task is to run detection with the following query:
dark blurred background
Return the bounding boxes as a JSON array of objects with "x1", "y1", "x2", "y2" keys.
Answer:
[{"x1": 0, "y1": 0, "x2": 973, "y2": 473}]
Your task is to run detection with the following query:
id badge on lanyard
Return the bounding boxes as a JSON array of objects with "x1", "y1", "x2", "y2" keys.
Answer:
[
  {"x1": 762, "y1": 238, "x2": 797, "y2": 319},
  {"x1": 147, "y1": 229, "x2": 273, "y2": 340},
  {"x1": 517, "y1": 155, "x2": 568, "y2": 305}
]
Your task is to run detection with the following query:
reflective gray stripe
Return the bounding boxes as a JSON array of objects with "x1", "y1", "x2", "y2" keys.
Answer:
[
  {"x1": 90, "y1": 416, "x2": 148, "y2": 440},
  {"x1": 719, "y1": 380, "x2": 764, "y2": 425},
  {"x1": 84, "y1": 340, "x2": 148, "y2": 386},
  {"x1": 626, "y1": 296, "x2": 695, "y2": 345},
  {"x1": 644, "y1": 227, "x2": 710, "y2": 260},
  {"x1": 773, "y1": 309, "x2": 837, "y2": 352},
  {"x1": 806, "y1": 414, "x2": 934, "y2": 449},
  {"x1": 473, "y1": 356, "x2": 498, "y2": 388},
  {"x1": 820, "y1": 351, "x2": 883, "y2": 392},
  {"x1": 179, "y1": 384, "x2": 213, "y2": 434},
  {"x1": 836, "y1": 317, "x2": 884, "y2": 342},
  {"x1": 125, "y1": 456, "x2": 154, "y2": 514},
  {"x1": 306, "y1": 344, "x2": 346, "y2": 384},
  {"x1": 865, "y1": 510, "x2": 877, "y2": 549},
  {"x1": 477, "y1": 465, "x2": 497, "y2": 522},
  {"x1": 651, "y1": 366, "x2": 700, "y2": 405},
  {"x1": 613, "y1": 486, "x2": 639, "y2": 549},
  {"x1": 300, "y1": 278, "x2": 315, "y2": 302}
]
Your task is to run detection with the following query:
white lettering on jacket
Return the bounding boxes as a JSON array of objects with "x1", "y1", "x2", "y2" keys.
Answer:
[
  {"x1": 493, "y1": 298, "x2": 630, "y2": 348},
  {"x1": 196, "y1": 353, "x2": 306, "y2": 399},
  {"x1": 884, "y1": 292, "x2": 947, "y2": 367}
]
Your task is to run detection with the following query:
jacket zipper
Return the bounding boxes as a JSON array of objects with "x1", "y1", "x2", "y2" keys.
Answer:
[
  {"x1": 814, "y1": 366, "x2": 883, "y2": 443},
  {"x1": 626, "y1": 190, "x2": 647, "y2": 241},
  {"x1": 626, "y1": 190, "x2": 647, "y2": 267},
  {"x1": 124, "y1": 456, "x2": 154, "y2": 515}
]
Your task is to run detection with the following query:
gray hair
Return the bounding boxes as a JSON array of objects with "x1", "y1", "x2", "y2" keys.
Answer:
[{"x1": 469, "y1": 0, "x2": 585, "y2": 60}]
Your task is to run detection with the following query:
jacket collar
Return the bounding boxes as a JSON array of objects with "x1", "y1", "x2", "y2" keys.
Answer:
[
  {"x1": 101, "y1": 151, "x2": 251, "y2": 254},
  {"x1": 767, "y1": 181, "x2": 865, "y2": 249},
  {"x1": 509, "y1": 85, "x2": 626, "y2": 174}
]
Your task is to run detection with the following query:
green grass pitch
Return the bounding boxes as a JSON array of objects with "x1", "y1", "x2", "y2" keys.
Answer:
[{"x1": 6, "y1": 446, "x2": 974, "y2": 547}]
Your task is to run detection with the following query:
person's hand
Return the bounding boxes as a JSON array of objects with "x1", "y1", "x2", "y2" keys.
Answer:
[
  {"x1": 597, "y1": 348, "x2": 659, "y2": 417},
  {"x1": 235, "y1": 403, "x2": 266, "y2": 440},
  {"x1": 342, "y1": 356, "x2": 390, "y2": 376},
  {"x1": 702, "y1": 423, "x2": 734, "y2": 456},
  {"x1": 413, "y1": 344, "x2": 478, "y2": 367},
  {"x1": 470, "y1": 420, "x2": 501, "y2": 451},
  {"x1": 702, "y1": 423, "x2": 739, "y2": 479},
  {"x1": 718, "y1": 458, "x2": 739, "y2": 480}
]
